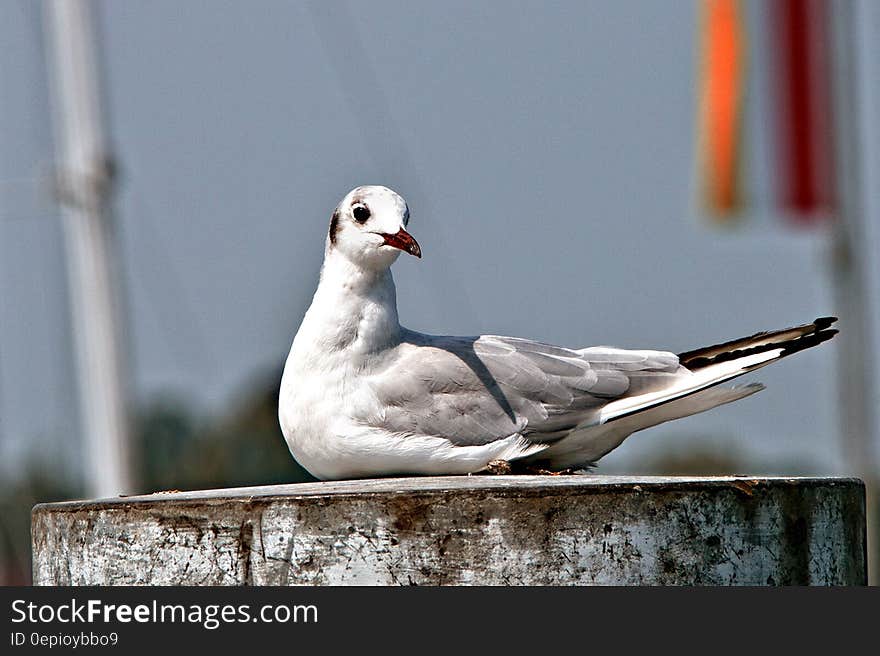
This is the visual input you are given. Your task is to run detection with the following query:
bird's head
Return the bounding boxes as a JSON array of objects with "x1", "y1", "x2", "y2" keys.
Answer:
[{"x1": 327, "y1": 185, "x2": 421, "y2": 270}]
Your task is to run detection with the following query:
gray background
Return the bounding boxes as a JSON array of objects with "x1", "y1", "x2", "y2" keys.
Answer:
[{"x1": 2, "y1": 1, "x2": 877, "y2": 486}]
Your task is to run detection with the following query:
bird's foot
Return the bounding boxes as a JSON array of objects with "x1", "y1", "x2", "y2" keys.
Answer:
[
  {"x1": 517, "y1": 464, "x2": 580, "y2": 476},
  {"x1": 479, "y1": 460, "x2": 583, "y2": 476},
  {"x1": 484, "y1": 459, "x2": 513, "y2": 475}
]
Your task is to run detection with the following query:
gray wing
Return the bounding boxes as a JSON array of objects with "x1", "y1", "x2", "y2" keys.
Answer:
[{"x1": 358, "y1": 329, "x2": 681, "y2": 446}]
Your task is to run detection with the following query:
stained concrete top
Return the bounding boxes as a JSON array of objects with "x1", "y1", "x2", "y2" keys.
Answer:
[{"x1": 34, "y1": 474, "x2": 864, "y2": 509}]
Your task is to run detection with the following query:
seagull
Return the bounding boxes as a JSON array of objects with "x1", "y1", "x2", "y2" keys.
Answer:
[{"x1": 279, "y1": 185, "x2": 838, "y2": 480}]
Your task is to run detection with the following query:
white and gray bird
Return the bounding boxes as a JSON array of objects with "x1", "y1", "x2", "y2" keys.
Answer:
[{"x1": 279, "y1": 185, "x2": 837, "y2": 480}]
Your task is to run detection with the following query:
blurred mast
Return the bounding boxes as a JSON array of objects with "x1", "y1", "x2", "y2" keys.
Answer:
[
  {"x1": 830, "y1": 0, "x2": 879, "y2": 584},
  {"x1": 43, "y1": 0, "x2": 133, "y2": 497}
]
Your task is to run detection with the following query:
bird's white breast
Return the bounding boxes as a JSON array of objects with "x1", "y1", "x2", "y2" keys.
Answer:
[{"x1": 278, "y1": 251, "x2": 402, "y2": 478}]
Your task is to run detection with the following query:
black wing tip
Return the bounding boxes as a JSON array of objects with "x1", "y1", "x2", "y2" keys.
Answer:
[
  {"x1": 814, "y1": 316, "x2": 838, "y2": 330},
  {"x1": 681, "y1": 318, "x2": 839, "y2": 370},
  {"x1": 780, "y1": 327, "x2": 838, "y2": 356}
]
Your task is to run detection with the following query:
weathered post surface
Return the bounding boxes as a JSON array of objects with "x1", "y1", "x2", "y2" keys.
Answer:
[{"x1": 32, "y1": 475, "x2": 866, "y2": 585}]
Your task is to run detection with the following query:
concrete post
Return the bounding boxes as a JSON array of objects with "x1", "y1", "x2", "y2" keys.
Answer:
[{"x1": 32, "y1": 476, "x2": 866, "y2": 585}]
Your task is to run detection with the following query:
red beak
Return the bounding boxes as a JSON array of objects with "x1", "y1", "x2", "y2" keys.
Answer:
[{"x1": 382, "y1": 228, "x2": 421, "y2": 258}]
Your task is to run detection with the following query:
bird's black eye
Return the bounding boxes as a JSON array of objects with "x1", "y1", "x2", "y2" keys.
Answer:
[{"x1": 352, "y1": 204, "x2": 371, "y2": 223}]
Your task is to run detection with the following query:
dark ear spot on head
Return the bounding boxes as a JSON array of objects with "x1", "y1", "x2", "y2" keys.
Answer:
[{"x1": 329, "y1": 209, "x2": 340, "y2": 245}]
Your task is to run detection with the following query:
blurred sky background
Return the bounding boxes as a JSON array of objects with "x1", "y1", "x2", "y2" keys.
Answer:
[{"x1": 1, "y1": 1, "x2": 879, "y2": 582}]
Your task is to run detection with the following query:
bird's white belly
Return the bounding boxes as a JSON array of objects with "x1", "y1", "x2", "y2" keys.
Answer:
[{"x1": 278, "y1": 365, "x2": 360, "y2": 479}]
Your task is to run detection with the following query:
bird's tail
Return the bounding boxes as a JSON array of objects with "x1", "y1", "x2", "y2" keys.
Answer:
[{"x1": 598, "y1": 317, "x2": 838, "y2": 425}]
